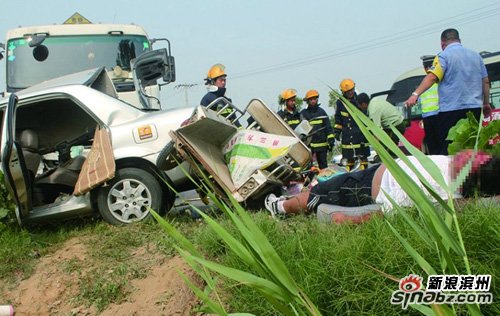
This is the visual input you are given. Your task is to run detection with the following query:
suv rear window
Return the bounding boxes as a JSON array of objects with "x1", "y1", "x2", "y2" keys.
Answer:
[{"x1": 387, "y1": 75, "x2": 425, "y2": 106}]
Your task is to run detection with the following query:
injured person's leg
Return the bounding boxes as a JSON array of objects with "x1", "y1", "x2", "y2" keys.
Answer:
[
  {"x1": 316, "y1": 203, "x2": 382, "y2": 224},
  {"x1": 264, "y1": 164, "x2": 383, "y2": 223}
]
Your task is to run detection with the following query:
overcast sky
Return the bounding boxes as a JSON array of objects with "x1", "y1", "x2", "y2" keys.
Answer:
[{"x1": 1, "y1": 0, "x2": 499, "y2": 113}]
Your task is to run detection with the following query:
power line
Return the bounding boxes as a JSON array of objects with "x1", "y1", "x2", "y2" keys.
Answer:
[
  {"x1": 231, "y1": 3, "x2": 500, "y2": 79},
  {"x1": 174, "y1": 83, "x2": 199, "y2": 106}
]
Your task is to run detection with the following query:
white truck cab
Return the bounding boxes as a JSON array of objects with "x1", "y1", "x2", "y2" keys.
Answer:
[{"x1": 1, "y1": 14, "x2": 176, "y2": 109}]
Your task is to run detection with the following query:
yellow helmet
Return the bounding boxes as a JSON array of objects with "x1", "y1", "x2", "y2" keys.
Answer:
[
  {"x1": 304, "y1": 89, "x2": 319, "y2": 100},
  {"x1": 280, "y1": 88, "x2": 297, "y2": 101},
  {"x1": 339, "y1": 79, "x2": 355, "y2": 92},
  {"x1": 206, "y1": 63, "x2": 226, "y2": 81}
]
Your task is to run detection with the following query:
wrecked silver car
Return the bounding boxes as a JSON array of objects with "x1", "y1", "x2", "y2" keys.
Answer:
[{"x1": 1, "y1": 62, "x2": 194, "y2": 225}]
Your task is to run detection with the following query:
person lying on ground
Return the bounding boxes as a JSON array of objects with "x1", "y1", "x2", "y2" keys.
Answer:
[{"x1": 264, "y1": 150, "x2": 499, "y2": 224}]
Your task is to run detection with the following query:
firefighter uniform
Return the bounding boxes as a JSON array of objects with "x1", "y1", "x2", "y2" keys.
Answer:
[
  {"x1": 334, "y1": 95, "x2": 370, "y2": 170},
  {"x1": 200, "y1": 88, "x2": 232, "y2": 111},
  {"x1": 278, "y1": 89, "x2": 301, "y2": 130},
  {"x1": 301, "y1": 89, "x2": 335, "y2": 169},
  {"x1": 277, "y1": 109, "x2": 301, "y2": 130},
  {"x1": 201, "y1": 64, "x2": 239, "y2": 124}
]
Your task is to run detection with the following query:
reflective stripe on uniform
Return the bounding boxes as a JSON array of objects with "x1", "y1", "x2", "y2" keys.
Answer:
[
  {"x1": 327, "y1": 134, "x2": 335, "y2": 139},
  {"x1": 310, "y1": 142, "x2": 328, "y2": 148},
  {"x1": 342, "y1": 143, "x2": 361, "y2": 149},
  {"x1": 287, "y1": 119, "x2": 300, "y2": 125},
  {"x1": 340, "y1": 111, "x2": 349, "y2": 117},
  {"x1": 310, "y1": 119, "x2": 323, "y2": 125},
  {"x1": 220, "y1": 109, "x2": 233, "y2": 116},
  {"x1": 334, "y1": 124, "x2": 342, "y2": 129}
]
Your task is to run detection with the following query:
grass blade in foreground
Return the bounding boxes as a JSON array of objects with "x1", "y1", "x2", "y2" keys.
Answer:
[{"x1": 332, "y1": 90, "x2": 482, "y2": 315}]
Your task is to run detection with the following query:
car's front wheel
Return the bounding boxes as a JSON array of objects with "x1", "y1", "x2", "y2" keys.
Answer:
[{"x1": 97, "y1": 168, "x2": 164, "y2": 225}]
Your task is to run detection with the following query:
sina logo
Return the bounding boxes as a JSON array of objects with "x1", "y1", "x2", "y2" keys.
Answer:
[{"x1": 399, "y1": 274, "x2": 422, "y2": 292}]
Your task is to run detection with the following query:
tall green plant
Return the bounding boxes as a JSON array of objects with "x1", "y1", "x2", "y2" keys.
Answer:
[
  {"x1": 447, "y1": 112, "x2": 500, "y2": 155},
  {"x1": 152, "y1": 156, "x2": 321, "y2": 315},
  {"x1": 333, "y1": 90, "x2": 483, "y2": 315},
  {"x1": 151, "y1": 198, "x2": 321, "y2": 315}
]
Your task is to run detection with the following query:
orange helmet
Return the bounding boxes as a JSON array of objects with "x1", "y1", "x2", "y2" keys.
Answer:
[
  {"x1": 206, "y1": 64, "x2": 226, "y2": 81},
  {"x1": 280, "y1": 88, "x2": 297, "y2": 101},
  {"x1": 339, "y1": 78, "x2": 355, "y2": 92},
  {"x1": 304, "y1": 89, "x2": 319, "y2": 100}
]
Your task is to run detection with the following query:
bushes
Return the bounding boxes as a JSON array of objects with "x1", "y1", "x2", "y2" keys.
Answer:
[{"x1": 0, "y1": 172, "x2": 15, "y2": 223}]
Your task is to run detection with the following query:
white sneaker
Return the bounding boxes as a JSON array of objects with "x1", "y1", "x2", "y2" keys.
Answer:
[{"x1": 264, "y1": 193, "x2": 281, "y2": 218}]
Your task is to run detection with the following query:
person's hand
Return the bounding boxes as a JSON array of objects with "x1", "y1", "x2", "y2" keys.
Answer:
[
  {"x1": 483, "y1": 103, "x2": 492, "y2": 118},
  {"x1": 405, "y1": 93, "x2": 419, "y2": 107}
]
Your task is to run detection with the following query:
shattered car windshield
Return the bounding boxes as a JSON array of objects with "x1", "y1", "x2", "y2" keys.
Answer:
[{"x1": 6, "y1": 35, "x2": 150, "y2": 91}]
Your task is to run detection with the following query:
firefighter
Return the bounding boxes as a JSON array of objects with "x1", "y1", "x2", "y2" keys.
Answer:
[
  {"x1": 200, "y1": 64, "x2": 236, "y2": 121},
  {"x1": 277, "y1": 89, "x2": 301, "y2": 130},
  {"x1": 334, "y1": 79, "x2": 370, "y2": 171},
  {"x1": 301, "y1": 89, "x2": 335, "y2": 170}
]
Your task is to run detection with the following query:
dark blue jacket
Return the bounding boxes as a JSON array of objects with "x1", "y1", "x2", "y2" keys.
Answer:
[
  {"x1": 277, "y1": 108, "x2": 301, "y2": 130},
  {"x1": 301, "y1": 105, "x2": 335, "y2": 152},
  {"x1": 200, "y1": 87, "x2": 232, "y2": 108},
  {"x1": 334, "y1": 96, "x2": 368, "y2": 147}
]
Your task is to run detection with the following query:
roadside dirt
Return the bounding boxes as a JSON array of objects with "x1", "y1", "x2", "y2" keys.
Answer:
[{"x1": 2, "y1": 237, "x2": 201, "y2": 315}]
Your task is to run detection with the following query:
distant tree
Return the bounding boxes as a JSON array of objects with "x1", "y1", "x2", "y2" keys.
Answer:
[
  {"x1": 277, "y1": 95, "x2": 303, "y2": 111},
  {"x1": 328, "y1": 89, "x2": 340, "y2": 111}
]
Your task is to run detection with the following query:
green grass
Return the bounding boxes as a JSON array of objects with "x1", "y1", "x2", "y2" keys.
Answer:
[
  {"x1": 1, "y1": 201, "x2": 498, "y2": 314},
  {"x1": 0, "y1": 218, "x2": 94, "y2": 282},
  {"x1": 190, "y1": 202, "x2": 499, "y2": 315}
]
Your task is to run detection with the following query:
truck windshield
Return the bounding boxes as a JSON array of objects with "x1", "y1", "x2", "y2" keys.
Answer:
[{"x1": 6, "y1": 34, "x2": 150, "y2": 91}]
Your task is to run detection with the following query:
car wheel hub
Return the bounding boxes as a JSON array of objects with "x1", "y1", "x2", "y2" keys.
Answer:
[{"x1": 107, "y1": 178, "x2": 152, "y2": 223}]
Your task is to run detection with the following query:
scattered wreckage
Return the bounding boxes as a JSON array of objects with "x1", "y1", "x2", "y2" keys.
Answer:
[{"x1": 162, "y1": 97, "x2": 312, "y2": 207}]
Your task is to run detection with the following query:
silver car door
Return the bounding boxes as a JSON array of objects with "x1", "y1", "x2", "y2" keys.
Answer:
[{"x1": 0, "y1": 94, "x2": 32, "y2": 224}]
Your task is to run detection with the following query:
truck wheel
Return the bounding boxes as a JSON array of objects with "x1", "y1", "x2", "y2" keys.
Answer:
[
  {"x1": 157, "y1": 141, "x2": 181, "y2": 170},
  {"x1": 97, "y1": 168, "x2": 164, "y2": 225}
]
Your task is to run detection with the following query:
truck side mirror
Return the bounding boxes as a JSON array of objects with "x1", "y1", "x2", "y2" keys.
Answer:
[
  {"x1": 131, "y1": 48, "x2": 177, "y2": 109},
  {"x1": 0, "y1": 42, "x2": 5, "y2": 61},
  {"x1": 163, "y1": 55, "x2": 175, "y2": 83},
  {"x1": 132, "y1": 48, "x2": 176, "y2": 84},
  {"x1": 33, "y1": 45, "x2": 49, "y2": 62}
]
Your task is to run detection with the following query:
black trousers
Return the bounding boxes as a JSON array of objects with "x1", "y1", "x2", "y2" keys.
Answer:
[
  {"x1": 437, "y1": 108, "x2": 481, "y2": 155},
  {"x1": 307, "y1": 164, "x2": 380, "y2": 212},
  {"x1": 423, "y1": 115, "x2": 440, "y2": 154},
  {"x1": 313, "y1": 149, "x2": 329, "y2": 169}
]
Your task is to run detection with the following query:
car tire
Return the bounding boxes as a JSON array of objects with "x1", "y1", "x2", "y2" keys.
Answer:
[
  {"x1": 97, "y1": 168, "x2": 164, "y2": 225},
  {"x1": 157, "y1": 141, "x2": 181, "y2": 170}
]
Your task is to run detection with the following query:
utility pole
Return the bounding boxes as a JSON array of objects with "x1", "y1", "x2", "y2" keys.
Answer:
[{"x1": 174, "y1": 83, "x2": 199, "y2": 106}]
